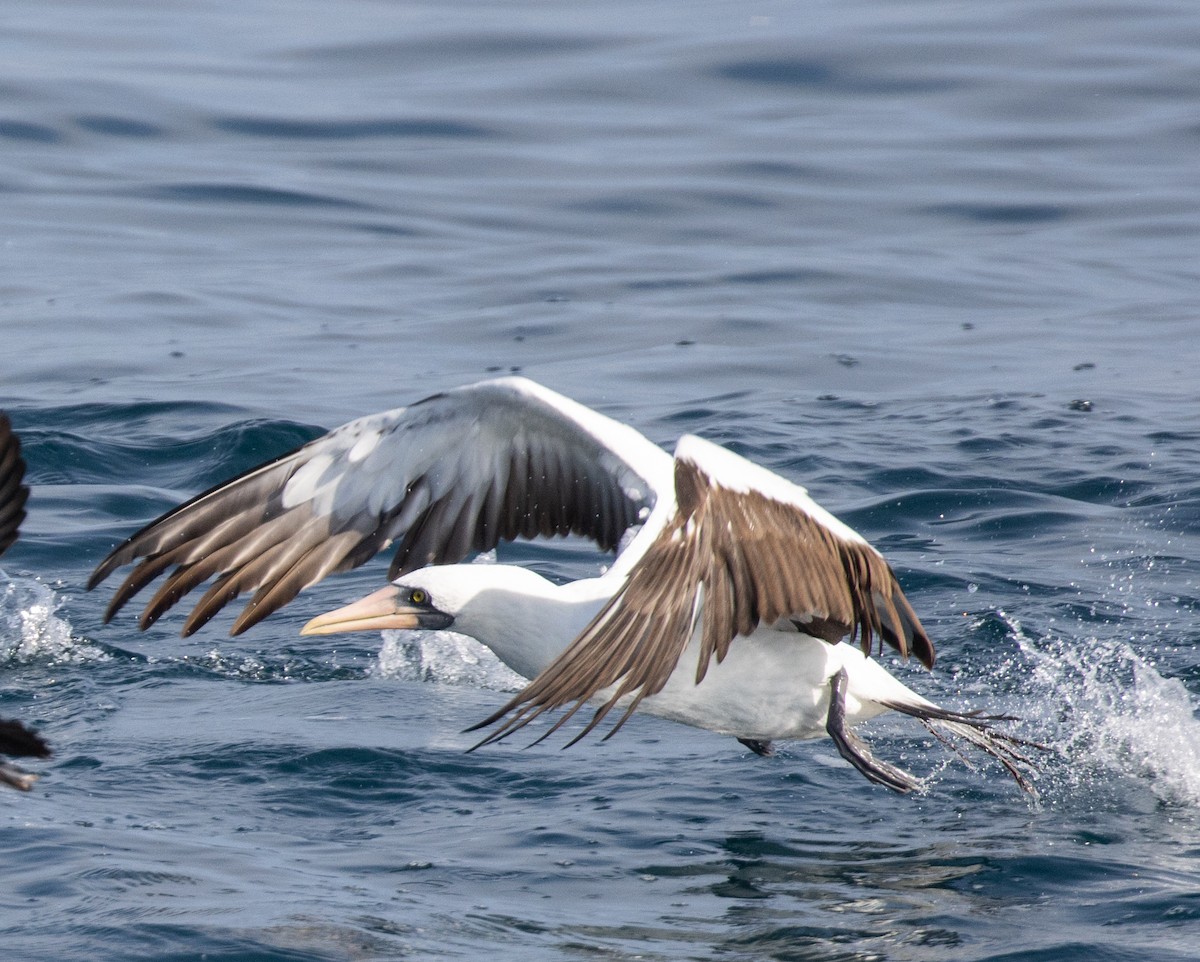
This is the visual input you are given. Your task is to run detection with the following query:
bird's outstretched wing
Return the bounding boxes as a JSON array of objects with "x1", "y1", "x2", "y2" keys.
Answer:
[
  {"x1": 90, "y1": 378, "x2": 673, "y2": 636},
  {"x1": 470, "y1": 434, "x2": 933, "y2": 747},
  {"x1": 0, "y1": 412, "x2": 28, "y2": 559},
  {"x1": 0, "y1": 412, "x2": 52, "y2": 790}
]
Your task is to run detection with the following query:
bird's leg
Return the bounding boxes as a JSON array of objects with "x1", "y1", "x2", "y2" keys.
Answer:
[
  {"x1": 826, "y1": 668, "x2": 921, "y2": 794},
  {"x1": 736, "y1": 737, "x2": 775, "y2": 757}
]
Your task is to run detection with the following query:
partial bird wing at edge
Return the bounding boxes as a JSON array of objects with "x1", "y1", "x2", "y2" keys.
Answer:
[
  {"x1": 88, "y1": 377, "x2": 672, "y2": 637},
  {"x1": 0, "y1": 412, "x2": 29, "y2": 559},
  {"x1": 469, "y1": 434, "x2": 934, "y2": 748},
  {"x1": 0, "y1": 411, "x2": 53, "y2": 790}
]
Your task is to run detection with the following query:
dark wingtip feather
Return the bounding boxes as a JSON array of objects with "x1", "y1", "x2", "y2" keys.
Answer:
[
  {"x1": 915, "y1": 633, "x2": 935, "y2": 671},
  {"x1": 0, "y1": 411, "x2": 29, "y2": 559},
  {"x1": 104, "y1": 554, "x2": 181, "y2": 623},
  {"x1": 87, "y1": 432, "x2": 315, "y2": 595},
  {"x1": 179, "y1": 573, "x2": 242, "y2": 637},
  {"x1": 87, "y1": 550, "x2": 125, "y2": 591},
  {"x1": 227, "y1": 582, "x2": 296, "y2": 637},
  {"x1": 891, "y1": 589, "x2": 935, "y2": 670}
]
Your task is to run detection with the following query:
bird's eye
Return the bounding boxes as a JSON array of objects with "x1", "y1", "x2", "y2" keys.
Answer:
[{"x1": 410, "y1": 588, "x2": 427, "y2": 605}]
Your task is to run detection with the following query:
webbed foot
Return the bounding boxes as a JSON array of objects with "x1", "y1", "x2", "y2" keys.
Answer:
[{"x1": 826, "y1": 668, "x2": 921, "y2": 793}]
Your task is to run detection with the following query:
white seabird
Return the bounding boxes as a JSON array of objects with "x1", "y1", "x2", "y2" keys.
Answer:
[
  {"x1": 0, "y1": 412, "x2": 52, "y2": 791},
  {"x1": 91, "y1": 377, "x2": 1037, "y2": 793}
]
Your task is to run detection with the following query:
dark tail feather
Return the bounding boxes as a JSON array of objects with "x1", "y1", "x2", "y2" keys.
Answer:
[{"x1": 879, "y1": 698, "x2": 1047, "y2": 795}]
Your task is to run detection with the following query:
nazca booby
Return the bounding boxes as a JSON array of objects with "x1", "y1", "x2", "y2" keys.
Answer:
[
  {"x1": 0, "y1": 412, "x2": 52, "y2": 791},
  {"x1": 91, "y1": 377, "x2": 1036, "y2": 793}
]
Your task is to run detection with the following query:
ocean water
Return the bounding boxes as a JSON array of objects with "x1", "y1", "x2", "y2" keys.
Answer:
[{"x1": 3, "y1": 1, "x2": 1200, "y2": 959}]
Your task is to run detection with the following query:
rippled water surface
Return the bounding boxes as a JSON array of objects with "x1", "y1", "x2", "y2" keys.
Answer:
[{"x1": 3, "y1": 2, "x2": 1200, "y2": 960}]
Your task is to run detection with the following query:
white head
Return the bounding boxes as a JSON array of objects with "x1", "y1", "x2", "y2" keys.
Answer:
[{"x1": 301, "y1": 563, "x2": 567, "y2": 676}]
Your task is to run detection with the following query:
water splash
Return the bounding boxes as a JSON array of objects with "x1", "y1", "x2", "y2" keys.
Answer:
[
  {"x1": 374, "y1": 628, "x2": 524, "y2": 692},
  {"x1": 372, "y1": 548, "x2": 525, "y2": 691},
  {"x1": 998, "y1": 610, "x2": 1200, "y2": 806},
  {"x1": 184, "y1": 648, "x2": 282, "y2": 681},
  {"x1": 0, "y1": 574, "x2": 107, "y2": 665}
]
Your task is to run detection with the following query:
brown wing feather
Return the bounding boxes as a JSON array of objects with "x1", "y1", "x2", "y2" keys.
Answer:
[
  {"x1": 89, "y1": 380, "x2": 659, "y2": 636},
  {"x1": 470, "y1": 454, "x2": 933, "y2": 747},
  {"x1": 0, "y1": 413, "x2": 29, "y2": 559}
]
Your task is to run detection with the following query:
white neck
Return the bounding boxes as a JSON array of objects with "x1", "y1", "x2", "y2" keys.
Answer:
[{"x1": 431, "y1": 564, "x2": 613, "y2": 680}]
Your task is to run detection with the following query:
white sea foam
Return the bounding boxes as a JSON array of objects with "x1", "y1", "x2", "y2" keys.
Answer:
[
  {"x1": 0, "y1": 574, "x2": 107, "y2": 665},
  {"x1": 372, "y1": 548, "x2": 524, "y2": 690},
  {"x1": 373, "y1": 628, "x2": 525, "y2": 691},
  {"x1": 997, "y1": 610, "x2": 1200, "y2": 806}
]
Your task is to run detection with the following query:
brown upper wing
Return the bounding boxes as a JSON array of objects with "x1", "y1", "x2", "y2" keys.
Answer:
[{"x1": 470, "y1": 439, "x2": 933, "y2": 747}]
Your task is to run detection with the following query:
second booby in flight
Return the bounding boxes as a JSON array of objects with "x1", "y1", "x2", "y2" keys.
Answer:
[
  {"x1": 0, "y1": 412, "x2": 52, "y2": 791},
  {"x1": 91, "y1": 377, "x2": 1037, "y2": 793}
]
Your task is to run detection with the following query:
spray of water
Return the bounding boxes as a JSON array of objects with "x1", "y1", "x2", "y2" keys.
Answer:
[
  {"x1": 0, "y1": 575, "x2": 106, "y2": 665},
  {"x1": 373, "y1": 628, "x2": 524, "y2": 691},
  {"x1": 997, "y1": 610, "x2": 1200, "y2": 806},
  {"x1": 372, "y1": 549, "x2": 525, "y2": 691}
]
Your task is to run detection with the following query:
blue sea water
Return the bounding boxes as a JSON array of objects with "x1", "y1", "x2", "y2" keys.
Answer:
[{"x1": 2, "y1": 0, "x2": 1200, "y2": 959}]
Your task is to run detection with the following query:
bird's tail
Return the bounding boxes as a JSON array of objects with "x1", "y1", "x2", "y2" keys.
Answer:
[{"x1": 879, "y1": 698, "x2": 1046, "y2": 795}]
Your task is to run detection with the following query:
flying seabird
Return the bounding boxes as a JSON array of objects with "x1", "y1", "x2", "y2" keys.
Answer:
[
  {"x1": 91, "y1": 377, "x2": 1037, "y2": 793},
  {"x1": 0, "y1": 412, "x2": 52, "y2": 791}
]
